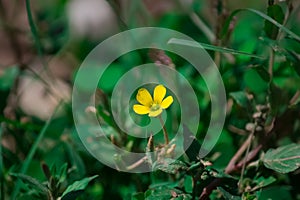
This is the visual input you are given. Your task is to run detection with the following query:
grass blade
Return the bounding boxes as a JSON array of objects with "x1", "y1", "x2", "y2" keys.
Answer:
[
  {"x1": 25, "y1": 0, "x2": 44, "y2": 59},
  {"x1": 11, "y1": 103, "x2": 62, "y2": 199},
  {"x1": 221, "y1": 8, "x2": 300, "y2": 42},
  {"x1": 168, "y1": 38, "x2": 264, "y2": 59}
]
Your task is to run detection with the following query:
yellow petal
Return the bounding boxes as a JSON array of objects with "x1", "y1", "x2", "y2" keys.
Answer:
[
  {"x1": 136, "y1": 88, "x2": 153, "y2": 106},
  {"x1": 161, "y1": 96, "x2": 173, "y2": 109},
  {"x1": 148, "y1": 108, "x2": 163, "y2": 117},
  {"x1": 133, "y1": 105, "x2": 150, "y2": 115},
  {"x1": 153, "y1": 85, "x2": 166, "y2": 104}
]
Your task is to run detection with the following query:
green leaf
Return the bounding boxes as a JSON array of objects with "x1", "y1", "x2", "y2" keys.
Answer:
[
  {"x1": 262, "y1": 143, "x2": 300, "y2": 173},
  {"x1": 218, "y1": 187, "x2": 241, "y2": 200},
  {"x1": 145, "y1": 186, "x2": 173, "y2": 200},
  {"x1": 132, "y1": 192, "x2": 145, "y2": 200},
  {"x1": 57, "y1": 163, "x2": 68, "y2": 186},
  {"x1": 285, "y1": 50, "x2": 300, "y2": 76},
  {"x1": 184, "y1": 176, "x2": 193, "y2": 194},
  {"x1": 153, "y1": 158, "x2": 188, "y2": 174},
  {"x1": 98, "y1": 64, "x2": 124, "y2": 93},
  {"x1": 257, "y1": 186, "x2": 292, "y2": 200},
  {"x1": 221, "y1": 8, "x2": 300, "y2": 42},
  {"x1": 167, "y1": 38, "x2": 264, "y2": 59},
  {"x1": 10, "y1": 173, "x2": 48, "y2": 194},
  {"x1": 244, "y1": 68, "x2": 269, "y2": 93},
  {"x1": 252, "y1": 176, "x2": 276, "y2": 191},
  {"x1": 145, "y1": 186, "x2": 192, "y2": 200},
  {"x1": 64, "y1": 142, "x2": 86, "y2": 177},
  {"x1": 264, "y1": 4, "x2": 285, "y2": 39},
  {"x1": 252, "y1": 65, "x2": 271, "y2": 82},
  {"x1": 11, "y1": 104, "x2": 62, "y2": 200},
  {"x1": 61, "y1": 175, "x2": 98, "y2": 200},
  {"x1": 229, "y1": 91, "x2": 250, "y2": 108}
]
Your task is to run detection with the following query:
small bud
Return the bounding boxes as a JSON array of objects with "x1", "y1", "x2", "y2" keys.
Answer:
[
  {"x1": 41, "y1": 162, "x2": 51, "y2": 180},
  {"x1": 166, "y1": 144, "x2": 176, "y2": 155},
  {"x1": 85, "y1": 106, "x2": 97, "y2": 114},
  {"x1": 245, "y1": 123, "x2": 255, "y2": 132},
  {"x1": 255, "y1": 126, "x2": 263, "y2": 132},
  {"x1": 252, "y1": 112, "x2": 262, "y2": 119},
  {"x1": 146, "y1": 134, "x2": 154, "y2": 152},
  {"x1": 256, "y1": 105, "x2": 269, "y2": 113},
  {"x1": 200, "y1": 160, "x2": 213, "y2": 166}
]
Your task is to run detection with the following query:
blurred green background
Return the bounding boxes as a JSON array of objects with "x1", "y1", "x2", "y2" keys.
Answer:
[{"x1": 1, "y1": 0, "x2": 300, "y2": 199}]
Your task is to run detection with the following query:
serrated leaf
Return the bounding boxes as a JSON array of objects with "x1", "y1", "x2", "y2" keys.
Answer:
[
  {"x1": 10, "y1": 173, "x2": 48, "y2": 194},
  {"x1": 229, "y1": 91, "x2": 250, "y2": 108},
  {"x1": 264, "y1": 4, "x2": 285, "y2": 39},
  {"x1": 262, "y1": 143, "x2": 300, "y2": 173},
  {"x1": 61, "y1": 175, "x2": 98, "y2": 200},
  {"x1": 153, "y1": 158, "x2": 188, "y2": 174},
  {"x1": 145, "y1": 186, "x2": 192, "y2": 200},
  {"x1": 145, "y1": 186, "x2": 174, "y2": 200}
]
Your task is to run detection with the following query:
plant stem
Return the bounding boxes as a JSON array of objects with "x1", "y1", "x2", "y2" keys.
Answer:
[
  {"x1": 158, "y1": 115, "x2": 169, "y2": 145},
  {"x1": 238, "y1": 131, "x2": 254, "y2": 191},
  {"x1": 0, "y1": 126, "x2": 4, "y2": 200},
  {"x1": 268, "y1": 48, "x2": 275, "y2": 80},
  {"x1": 200, "y1": 129, "x2": 261, "y2": 199},
  {"x1": 289, "y1": 90, "x2": 300, "y2": 105},
  {"x1": 225, "y1": 133, "x2": 253, "y2": 173},
  {"x1": 126, "y1": 156, "x2": 147, "y2": 171}
]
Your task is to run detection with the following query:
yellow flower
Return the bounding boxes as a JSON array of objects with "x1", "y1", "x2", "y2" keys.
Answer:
[{"x1": 133, "y1": 85, "x2": 173, "y2": 117}]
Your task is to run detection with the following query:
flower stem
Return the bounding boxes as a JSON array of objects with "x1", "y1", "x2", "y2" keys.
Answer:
[{"x1": 158, "y1": 115, "x2": 169, "y2": 145}]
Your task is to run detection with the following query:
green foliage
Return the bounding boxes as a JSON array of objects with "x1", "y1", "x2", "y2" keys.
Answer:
[
  {"x1": 60, "y1": 175, "x2": 98, "y2": 200},
  {"x1": 168, "y1": 38, "x2": 264, "y2": 59},
  {"x1": 229, "y1": 91, "x2": 250, "y2": 108},
  {"x1": 10, "y1": 173, "x2": 48, "y2": 194},
  {"x1": 262, "y1": 143, "x2": 300, "y2": 173},
  {"x1": 264, "y1": 4, "x2": 285, "y2": 39},
  {"x1": 218, "y1": 187, "x2": 241, "y2": 200},
  {"x1": 152, "y1": 158, "x2": 188, "y2": 174},
  {"x1": 0, "y1": 67, "x2": 19, "y2": 90},
  {"x1": 1, "y1": 0, "x2": 300, "y2": 200}
]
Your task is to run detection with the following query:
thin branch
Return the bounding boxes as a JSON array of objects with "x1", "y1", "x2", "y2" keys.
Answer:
[
  {"x1": 235, "y1": 144, "x2": 263, "y2": 170},
  {"x1": 126, "y1": 156, "x2": 147, "y2": 171},
  {"x1": 268, "y1": 48, "x2": 275, "y2": 80},
  {"x1": 289, "y1": 90, "x2": 300, "y2": 105},
  {"x1": 225, "y1": 133, "x2": 253, "y2": 173},
  {"x1": 238, "y1": 132, "x2": 254, "y2": 190},
  {"x1": 199, "y1": 178, "x2": 221, "y2": 200},
  {"x1": 189, "y1": 12, "x2": 216, "y2": 43}
]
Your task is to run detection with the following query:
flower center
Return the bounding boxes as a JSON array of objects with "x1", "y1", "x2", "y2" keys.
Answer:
[{"x1": 150, "y1": 103, "x2": 161, "y2": 112}]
